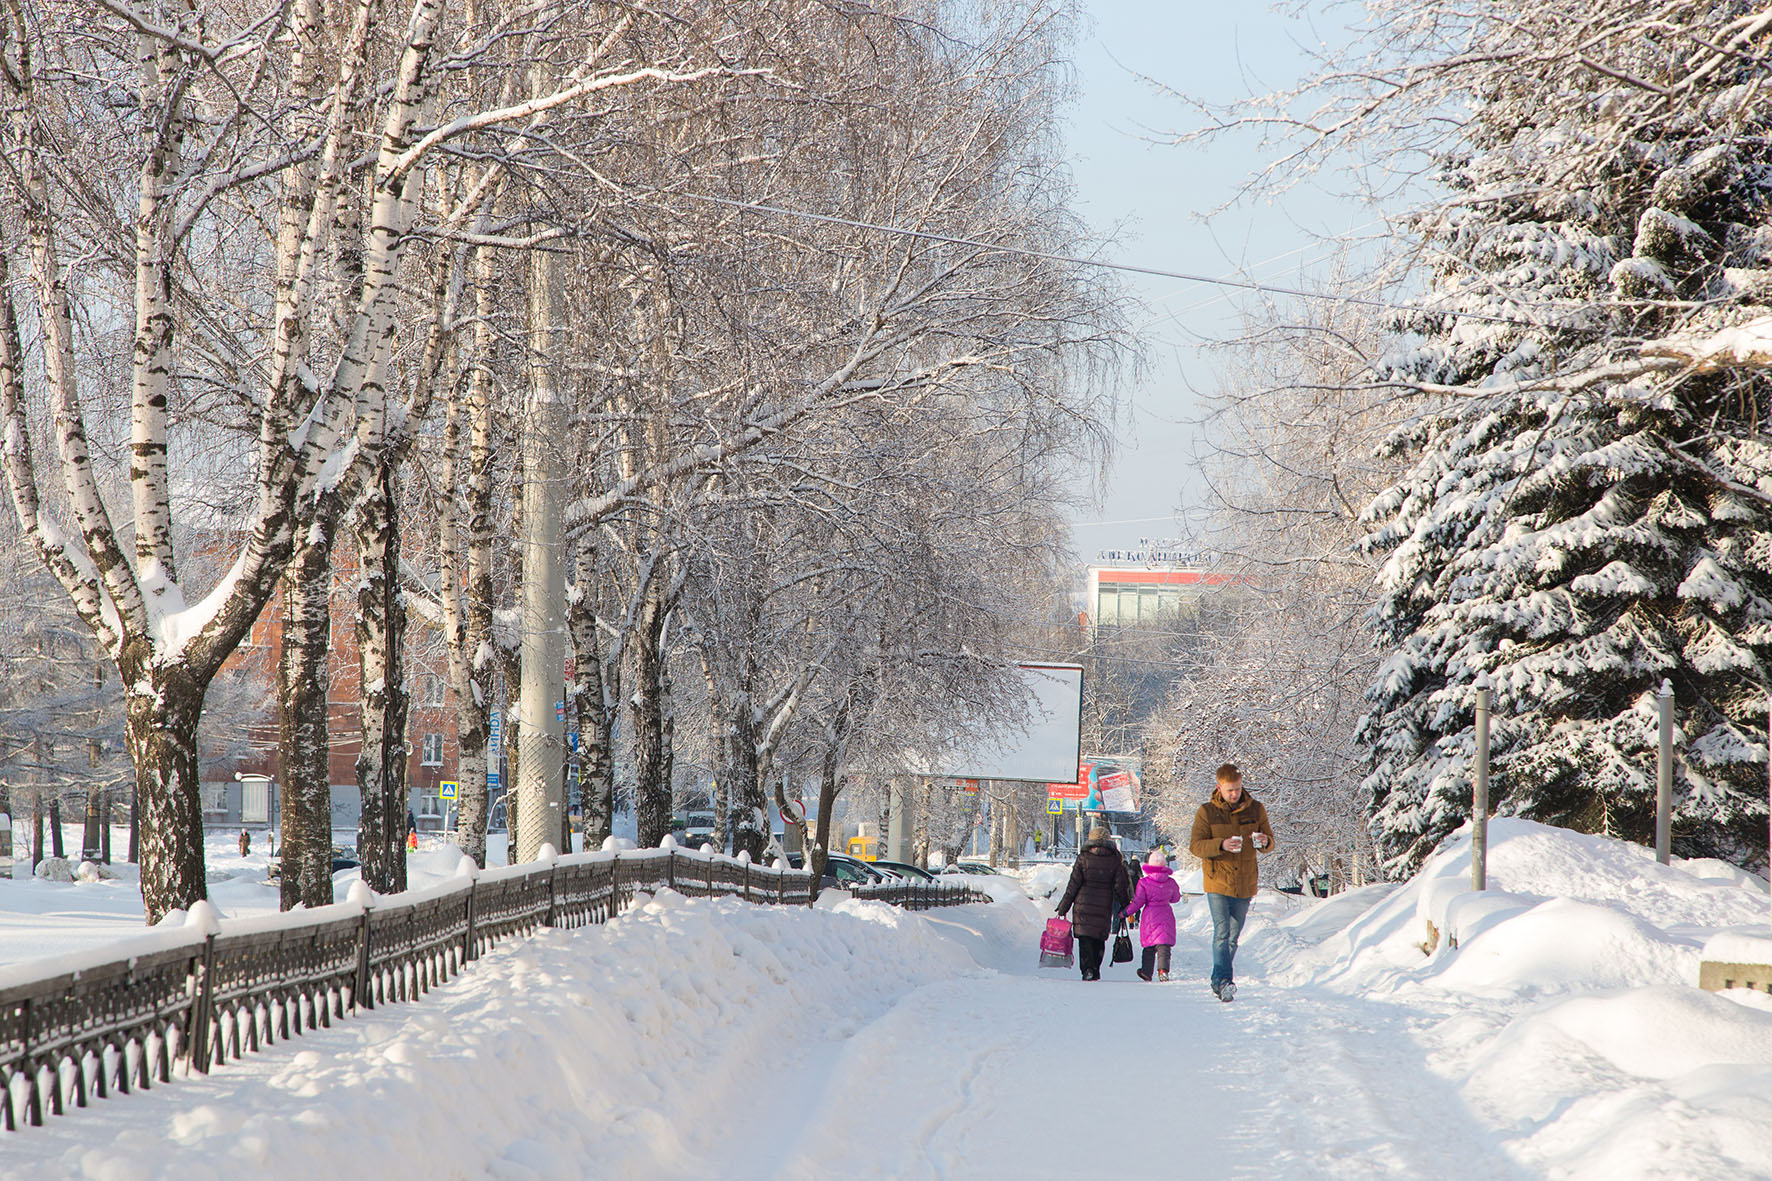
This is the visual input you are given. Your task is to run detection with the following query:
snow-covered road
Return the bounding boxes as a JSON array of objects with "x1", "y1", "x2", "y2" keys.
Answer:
[{"x1": 7, "y1": 820, "x2": 1772, "y2": 1179}]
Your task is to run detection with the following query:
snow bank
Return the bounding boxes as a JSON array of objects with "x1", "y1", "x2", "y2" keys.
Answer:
[
  {"x1": 1012, "y1": 862, "x2": 1070, "y2": 900},
  {"x1": 1705, "y1": 931, "x2": 1772, "y2": 964},
  {"x1": 1244, "y1": 818, "x2": 1772, "y2": 1178},
  {"x1": 9, "y1": 891, "x2": 1012, "y2": 1177},
  {"x1": 937, "y1": 871, "x2": 1028, "y2": 904},
  {"x1": 1259, "y1": 818, "x2": 1769, "y2": 996}
]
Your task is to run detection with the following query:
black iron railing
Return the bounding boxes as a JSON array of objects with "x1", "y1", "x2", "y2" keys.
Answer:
[{"x1": 0, "y1": 845, "x2": 984, "y2": 1131}]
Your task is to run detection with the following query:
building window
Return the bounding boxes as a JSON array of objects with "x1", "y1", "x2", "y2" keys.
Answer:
[
  {"x1": 421, "y1": 732, "x2": 444, "y2": 766},
  {"x1": 419, "y1": 674, "x2": 446, "y2": 707},
  {"x1": 201, "y1": 783, "x2": 228, "y2": 814}
]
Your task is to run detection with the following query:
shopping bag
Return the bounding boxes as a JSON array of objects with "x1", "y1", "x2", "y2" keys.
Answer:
[
  {"x1": 1040, "y1": 916, "x2": 1074, "y2": 968},
  {"x1": 1111, "y1": 931, "x2": 1134, "y2": 964}
]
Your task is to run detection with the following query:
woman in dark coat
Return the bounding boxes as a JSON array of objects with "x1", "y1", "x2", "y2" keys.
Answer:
[{"x1": 1055, "y1": 827, "x2": 1131, "y2": 980}]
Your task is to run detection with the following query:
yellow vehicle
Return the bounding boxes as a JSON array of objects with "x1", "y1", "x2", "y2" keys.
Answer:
[{"x1": 846, "y1": 835, "x2": 880, "y2": 861}]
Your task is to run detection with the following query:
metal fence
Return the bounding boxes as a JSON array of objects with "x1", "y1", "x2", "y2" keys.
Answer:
[
  {"x1": 0, "y1": 846, "x2": 980, "y2": 1131},
  {"x1": 850, "y1": 879, "x2": 993, "y2": 910}
]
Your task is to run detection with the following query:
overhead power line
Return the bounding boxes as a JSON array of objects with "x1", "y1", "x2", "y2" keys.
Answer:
[{"x1": 680, "y1": 191, "x2": 1539, "y2": 329}]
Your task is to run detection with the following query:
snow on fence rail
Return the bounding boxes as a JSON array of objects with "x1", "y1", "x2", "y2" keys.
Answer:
[{"x1": 0, "y1": 846, "x2": 977, "y2": 1131}]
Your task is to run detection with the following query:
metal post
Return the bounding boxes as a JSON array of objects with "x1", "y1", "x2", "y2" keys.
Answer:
[
  {"x1": 1472, "y1": 680, "x2": 1490, "y2": 891},
  {"x1": 1656, "y1": 679, "x2": 1673, "y2": 865}
]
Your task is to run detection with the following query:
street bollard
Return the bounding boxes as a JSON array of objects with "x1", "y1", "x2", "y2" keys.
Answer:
[
  {"x1": 1656, "y1": 680, "x2": 1673, "y2": 865},
  {"x1": 1473, "y1": 679, "x2": 1491, "y2": 891}
]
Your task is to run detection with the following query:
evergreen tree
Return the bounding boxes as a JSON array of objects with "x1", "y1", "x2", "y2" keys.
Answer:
[{"x1": 1357, "y1": 1, "x2": 1772, "y2": 872}]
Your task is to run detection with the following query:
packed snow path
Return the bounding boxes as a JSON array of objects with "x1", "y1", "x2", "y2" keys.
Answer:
[
  {"x1": 741, "y1": 956, "x2": 1517, "y2": 1179},
  {"x1": 7, "y1": 821, "x2": 1772, "y2": 1179}
]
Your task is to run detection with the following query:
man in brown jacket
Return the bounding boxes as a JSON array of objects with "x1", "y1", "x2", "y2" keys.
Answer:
[{"x1": 1189, "y1": 763, "x2": 1275, "y2": 1002}]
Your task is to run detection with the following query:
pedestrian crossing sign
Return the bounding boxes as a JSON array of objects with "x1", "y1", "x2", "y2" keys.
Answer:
[
  {"x1": 1046, "y1": 799, "x2": 1062, "y2": 815},
  {"x1": 439, "y1": 781, "x2": 458, "y2": 801}
]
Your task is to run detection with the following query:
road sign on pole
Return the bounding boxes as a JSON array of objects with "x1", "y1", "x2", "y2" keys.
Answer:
[
  {"x1": 1046, "y1": 799, "x2": 1062, "y2": 815},
  {"x1": 439, "y1": 781, "x2": 459, "y2": 802}
]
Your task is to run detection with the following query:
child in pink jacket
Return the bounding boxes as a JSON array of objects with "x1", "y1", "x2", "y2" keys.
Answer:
[{"x1": 1124, "y1": 849, "x2": 1181, "y2": 981}]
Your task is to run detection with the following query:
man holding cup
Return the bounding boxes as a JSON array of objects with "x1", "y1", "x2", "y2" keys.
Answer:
[{"x1": 1189, "y1": 763, "x2": 1276, "y2": 1002}]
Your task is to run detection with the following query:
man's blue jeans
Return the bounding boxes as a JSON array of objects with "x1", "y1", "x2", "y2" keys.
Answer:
[{"x1": 1206, "y1": 892, "x2": 1251, "y2": 990}]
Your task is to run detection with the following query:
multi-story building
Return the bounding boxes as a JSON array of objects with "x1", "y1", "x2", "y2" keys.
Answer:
[
  {"x1": 201, "y1": 546, "x2": 464, "y2": 838},
  {"x1": 1086, "y1": 540, "x2": 1233, "y2": 628}
]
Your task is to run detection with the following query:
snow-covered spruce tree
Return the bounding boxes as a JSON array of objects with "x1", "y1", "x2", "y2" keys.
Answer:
[{"x1": 1352, "y1": 2, "x2": 1772, "y2": 872}]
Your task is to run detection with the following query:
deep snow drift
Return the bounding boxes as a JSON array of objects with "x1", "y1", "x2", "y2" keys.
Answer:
[
  {"x1": 0, "y1": 819, "x2": 1768, "y2": 1179},
  {"x1": 1235, "y1": 818, "x2": 1772, "y2": 1178}
]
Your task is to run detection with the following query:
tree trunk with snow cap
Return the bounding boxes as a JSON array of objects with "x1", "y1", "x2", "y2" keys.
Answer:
[{"x1": 122, "y1": 657, "x2": 207, "y2": 912}]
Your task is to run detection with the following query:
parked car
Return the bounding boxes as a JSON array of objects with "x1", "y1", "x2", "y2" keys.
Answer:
[
  {"x1": 268, "y1": 844, "x2": 361, "y2": 880},
  {"x1": 939, "y1": 860, "x2": 1003, "y2": 876},
  {"x1": 784, "y1": 851, "x2": 893, "y2": 889},
  {"x1": 670, "y1": 810, "x2": 716, "y2": 848},
  {"x1": 870, "y1": 859, "x2": 936, "y2": 881}
]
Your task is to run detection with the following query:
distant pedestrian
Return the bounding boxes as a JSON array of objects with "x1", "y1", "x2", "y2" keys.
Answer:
[
  {"x1": 238, "y1": 829, "x2": 251, "y2": 857},
  {"x1": 407, "y1": 810, "x2": 418, "y2": 836},
  {"x1": 1124, "y1": 849, "x2": 1180, "y2": 982},
  {"x1": 1054, "y1": 826, "x2": 1130, "y2": 982},
  {"x1": 1189, "y1": 763, "x2": 1275, "y2": 1002}
]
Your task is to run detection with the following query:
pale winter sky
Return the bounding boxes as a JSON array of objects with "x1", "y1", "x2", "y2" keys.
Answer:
[{"x1": 1063, "y1": 0, "x2": 1364, "y2": 563}]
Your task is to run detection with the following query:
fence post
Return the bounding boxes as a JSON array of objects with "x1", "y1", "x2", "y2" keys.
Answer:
[
  {"x1": 666, "y1": 850, "x2": 675, "y2": 891},
  {"x1": 23, "y1": 996, "x2": 40, "y2": 1126},
  {"x1": 463, "y1": 878, "x2": 479, "y2": 963},
  {"x1": 1472, "y1": 679, "x2": 1491, "y2": 891},
  {"x1": 355, "y1": 907, "x2": 374, "y2": 1011},
  {"x1": 1656, "y1": 679, "x2": 1674, "y2": 865},
  {"x1": 188, "y1": 934, "x2": 217, "y2": 1074},
  {"x1": 741, "y1": 862, "x2": 750, "y2": 903},
  {"x1": 612, "y1": 850, "x2": 624, "y2": 917},
  {"x1": 546, "y1": 865, "x2": 558, "y2": 928}
]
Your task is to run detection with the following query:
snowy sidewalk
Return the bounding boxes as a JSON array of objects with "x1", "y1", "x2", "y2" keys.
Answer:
[{"x1": 741, "y1": 964, "x2": 1519, "y2": 1180}]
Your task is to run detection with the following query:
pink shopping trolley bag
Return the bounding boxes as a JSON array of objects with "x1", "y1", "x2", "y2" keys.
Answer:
[{"x1": 1039, "y1": 916, "x2": 1074, "y2": 968}]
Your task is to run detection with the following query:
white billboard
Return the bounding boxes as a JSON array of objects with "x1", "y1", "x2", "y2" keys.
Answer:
[{"x1": 928, "y1": 662, "x2": 1083, "y2": 784}]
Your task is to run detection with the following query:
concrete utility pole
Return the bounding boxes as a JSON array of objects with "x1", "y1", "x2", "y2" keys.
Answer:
[
  {"x1": 1656, "y1": 679, "x2": 1674, "y2": 865},
  {"x1": 514, "y1": 232, "x2": 568, "y2": 864},
  {"x1": 1472, "y1": 677, "x2": 1491, "y2": 891}
]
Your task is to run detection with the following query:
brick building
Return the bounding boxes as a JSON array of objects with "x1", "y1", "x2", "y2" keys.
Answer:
[{"x1": 202, "y1": 546, "x2": 463, "y2": 839}]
